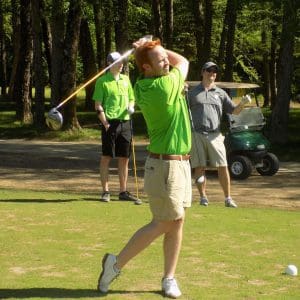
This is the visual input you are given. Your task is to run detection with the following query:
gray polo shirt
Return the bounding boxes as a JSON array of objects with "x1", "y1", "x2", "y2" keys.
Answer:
[{"x1": 188, "y1": 83, "x2": 235, "y2": 133}]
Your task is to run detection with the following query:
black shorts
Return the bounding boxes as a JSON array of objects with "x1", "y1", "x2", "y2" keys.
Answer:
[{"x1": 101, "y1": 120, "x2": 132, "y2": 158}]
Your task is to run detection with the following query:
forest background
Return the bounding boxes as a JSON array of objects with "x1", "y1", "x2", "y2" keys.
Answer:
[{"x1": 0, "y1": 0, "x2": 299, "y2": 146}]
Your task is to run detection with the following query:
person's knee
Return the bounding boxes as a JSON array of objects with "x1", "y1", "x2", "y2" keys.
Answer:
[
  {"x1": 118, "y1": 157, "x2": 129, "y2": 163},
  {"x1": 153, "y1": 218, "x2": 184, "y2": 233},
  {"x1": 194, "y1": 167, "x2": 205, "y2": 175},
  {"x1": 101, "y1": 156, "x2": 112, "y2": 164},
  {"x1": 218, "y1": 166, "x2": 230, "y2": 180}
]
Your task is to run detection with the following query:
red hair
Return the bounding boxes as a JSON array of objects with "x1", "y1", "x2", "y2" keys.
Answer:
[{"x1": 134, "y1": 39, "x2": 161, "y2": 73}]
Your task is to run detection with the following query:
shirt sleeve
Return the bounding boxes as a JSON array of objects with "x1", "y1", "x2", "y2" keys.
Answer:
[
  {"x1": 165, "y1": 67, "x2": 184, "y2": 106},
  {"x1": 222, "y1": 90, "x2": 235, "y2": 114},
  {"x1": 92, "y1": 78, "x2": 104, "y2": 103}
]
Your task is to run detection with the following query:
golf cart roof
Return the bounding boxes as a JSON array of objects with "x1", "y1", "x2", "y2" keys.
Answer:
[{"x1": 187, "y1": 81, "x2": 260, "y2": 89}]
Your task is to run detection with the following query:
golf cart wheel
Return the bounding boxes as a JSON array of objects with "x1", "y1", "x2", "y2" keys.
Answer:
[
  {"x1": 228, "y1": 155, "x2": 252, "y2": 180},
  {"x1": 256, "y1": 152, "x2": 279, "y2": 176}
]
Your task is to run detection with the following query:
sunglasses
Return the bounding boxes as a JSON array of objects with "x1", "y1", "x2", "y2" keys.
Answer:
[{"x1": 205, "y1": 67, "x2": 218, "y2": 73}]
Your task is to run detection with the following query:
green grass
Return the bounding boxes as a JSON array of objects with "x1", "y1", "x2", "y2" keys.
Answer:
[{"x1": 0, "y1": 188, "x2": 299, "y2": 299}]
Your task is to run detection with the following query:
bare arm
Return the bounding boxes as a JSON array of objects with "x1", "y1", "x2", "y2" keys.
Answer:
[
  {"x1": 95, "y1": 102, "x2": 110, "y2": 131},
  {"x1": 166, "y1": 49, "x2": 189, "y2": 80},
  {"x1": 232, "y1": 95, "x2": 251, "y2": 115},
  {"x1": 232, "y1": 103, "x2": 245, "y2": 115}
]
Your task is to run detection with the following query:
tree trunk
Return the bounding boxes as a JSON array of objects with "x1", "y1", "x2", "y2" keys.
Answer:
[
  {"x1": 61, "y1": 0, "x2": 82, "y2": 130},
  {"x1": 104, "y1": 0, "x2": 113, "y2": 57},
  {"x1": 0, "y1": 0, "x2": 7, "y2": 96},
  {"x1": 223, "y1": 0, "x2": 237, "y2": 82},
  {"x1": 115, "y1": 0, "x2": 129, "y2": 53},
  {"x1": 40, "y1": 0, "x2": 52, "y2": 85},
  {"x1": 217, "y1": 0, "x2": 230, "y2": 76},
  {"x1": 269, "y1": 0, "x2": 297, "y2": 144},
  {"x1": 93, "y1": 0, "x2": 105, "y2": 68},
  {"x1": 31, "y1": 0, "x2": 45, "y2": 127},
  {"x1": 190, "y1": 0, "x2": 204, "y2": 69},
  {"x1": 152, "y1": 0, "x2": 163, "y2": 42},
  {"x1": 200, "y1": 0, "x2": 212, "y2": 65},
  {"x1": 79, "y1": 17, "x2": 97, "y2": 110},
  {"x1": 8, "y1": 0, "x2": 21, "y2": 101},
  {"x1": 165, "y1": 0, "x2": 173, "y2": 49},
  {"x1": 269, "y1": 25, "x2": 278, "y2": 109},
  {"x1": 50, "y1": 0, "x2": 65, "y2": 107},
  {"x1": 14, "y1": 0, "x2": 33, "y2": 124},
  {"x1": 261, "y1": 30, "x2": 271, "y2": 107}
]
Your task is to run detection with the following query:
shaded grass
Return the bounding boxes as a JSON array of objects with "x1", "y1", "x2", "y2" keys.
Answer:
[
  {"x1": 0, "y1": 188, "x2": 299, "y2": 299},
  {"x1": 0, "y1": 95, "x2": 299, "y2": 160}
]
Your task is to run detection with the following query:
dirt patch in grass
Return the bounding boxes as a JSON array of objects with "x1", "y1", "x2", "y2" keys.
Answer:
[{"x1": 0, "y1": 139, "x2": 299, "y2": 210}]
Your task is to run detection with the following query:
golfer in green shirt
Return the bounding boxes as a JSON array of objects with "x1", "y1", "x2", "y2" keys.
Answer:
[
  {"x1": 97, "y1": 39, "x2": 191, "y2": 299},
  {"x1": 93, "y1": 52, "x2": 141, "y2": 205}
]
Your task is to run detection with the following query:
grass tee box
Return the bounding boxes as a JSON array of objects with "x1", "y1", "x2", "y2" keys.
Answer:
[{"x1": 0, "y1": 188, "x2": 299, "y2": 299}]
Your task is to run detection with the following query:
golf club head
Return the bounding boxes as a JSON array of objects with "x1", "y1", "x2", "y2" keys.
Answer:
[{"x1": 46, "y1": 108, "x2": 63, "y2": 131}]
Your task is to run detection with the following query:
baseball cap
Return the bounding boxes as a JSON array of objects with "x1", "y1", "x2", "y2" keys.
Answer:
[
  {"x1": 202, "y1": 61, "x2": 219, "y2": 71},
  {"x1": 107, "y1": 52, "x2": 122, "y2": 63}
]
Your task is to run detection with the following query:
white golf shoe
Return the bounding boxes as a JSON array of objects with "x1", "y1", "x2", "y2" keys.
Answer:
[
  {"x1": 97, "y1": 253, "x2": 120, "y2": 293},
  {"x1": 162, "y1": 277, "x2": 182, "y2": 298},
  {"x1": 225, "y1": 198, "x2": 238, "y2": 208}
]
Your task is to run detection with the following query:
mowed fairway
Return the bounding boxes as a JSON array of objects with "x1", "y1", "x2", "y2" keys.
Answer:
[{"x1": 0, "y1": 188, "x2": 299, "y2": 299}]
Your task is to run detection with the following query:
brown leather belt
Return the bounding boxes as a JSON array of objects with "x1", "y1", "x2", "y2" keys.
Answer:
[{"x1": 149, "y1": 152, "x2": 190, "y2": 161}]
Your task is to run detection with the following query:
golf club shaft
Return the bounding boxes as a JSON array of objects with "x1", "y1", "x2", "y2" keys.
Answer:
[
  {"x1": 131, "y1": 136, "x2": 139, "y2": 198},
  {"x1": 130, "y1": 119, "x2": 139, "y2": 198},
  {"x1": 55, "y1": 48, "x2": 134, "y2": 110}
]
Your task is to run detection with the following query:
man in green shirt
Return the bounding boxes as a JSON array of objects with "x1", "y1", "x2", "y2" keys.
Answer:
[
  {"x1": 97, "y1": 40, "x2": 191, "y2": 299},
  {"x1": 93, "y1": 52, "x2": 141, "y2": 205}
]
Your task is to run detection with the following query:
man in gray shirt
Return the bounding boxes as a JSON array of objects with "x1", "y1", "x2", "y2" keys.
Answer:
[{"x1": 188, "y1": 61, "x2": 251, "y2": 207}]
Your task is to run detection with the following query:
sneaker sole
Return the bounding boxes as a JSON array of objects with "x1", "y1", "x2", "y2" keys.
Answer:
[
  {"x1": 100, "y1": 199, "x2": 110, "y2": 202},
  {"x1": 162, "y1": 290, "x2": 181, "y2": 299},
  {"x1": 225, "y1": 203, "x2": 237, "y2": 208},
  {"x1": 97, "y1": 253, "x2": 109, "y2": 292}
]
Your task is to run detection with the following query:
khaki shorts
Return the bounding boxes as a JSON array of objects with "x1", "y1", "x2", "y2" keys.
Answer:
[
  {"x1": 190, "y1": 132, "x2": 227, "y2": 168},
  {"x1": 144, "y1": 157, "x2": 192, "y2": 221}
]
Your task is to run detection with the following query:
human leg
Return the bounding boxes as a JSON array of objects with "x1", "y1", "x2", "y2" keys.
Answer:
[
  {"x1": 100, "y1": 123, "x2": 116, "y2": 199},
  {"x1": 190, "y1": 132, "x2": 209, "y2": 205},
  {"x1": 217, "y1": 166, "x2": 237, "y2": 208},
  {"x1": 194, "y1": 166, "x2": 207, "y2": 197},
  {"x1": 98, "y1": 158, "x2": 191, "y2": 295},
  {"x1": 100, "y1": 155, "x2": 111, "y2": 200},
  {"x1": 115, "y1": 122, "x2": 141, "y2": 203},
  {"x1": 217, "y1": 166, "x2": 230, "y2": 197},
  {"x1": 97, "y1": 219, "x2": 178, "y2": 293},
  {"x1": 163, "y1": 217, "x2": 184, "y2": 278},
  {"x1": 116, "y1": 219, "x2": 176, "y2": 269},
  {"x1": 117, "y1": 157, "x2": 129, "y2": 192}
]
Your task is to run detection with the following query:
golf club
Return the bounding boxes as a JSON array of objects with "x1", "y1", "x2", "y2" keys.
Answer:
[
  {"x1": 46, "y1": 35, "x2": 153, "y2": 130},
  {"x1": 130, "y1": 119, "x2": 141, "y2": 205}
]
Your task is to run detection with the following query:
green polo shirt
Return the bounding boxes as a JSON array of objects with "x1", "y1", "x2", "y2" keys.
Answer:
[
  {"x1": 134, "y1": 67, "x2": 191, "y2": 155},
  {"x1": 92, "y1": 72, "x2": 134, "y2": 120}
]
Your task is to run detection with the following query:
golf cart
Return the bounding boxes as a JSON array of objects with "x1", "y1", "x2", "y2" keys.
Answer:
[{"x1": 187, "y1": 81, "x2": 279, "y2": 180}]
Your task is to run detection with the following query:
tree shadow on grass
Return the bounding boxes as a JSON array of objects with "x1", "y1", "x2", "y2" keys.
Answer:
[
  {"x1": 0, "y1": 199, "x2": 78, "y2": 203},
  {"x1": 0, "y1": 288, "x2": 162, "y2": 298}
]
